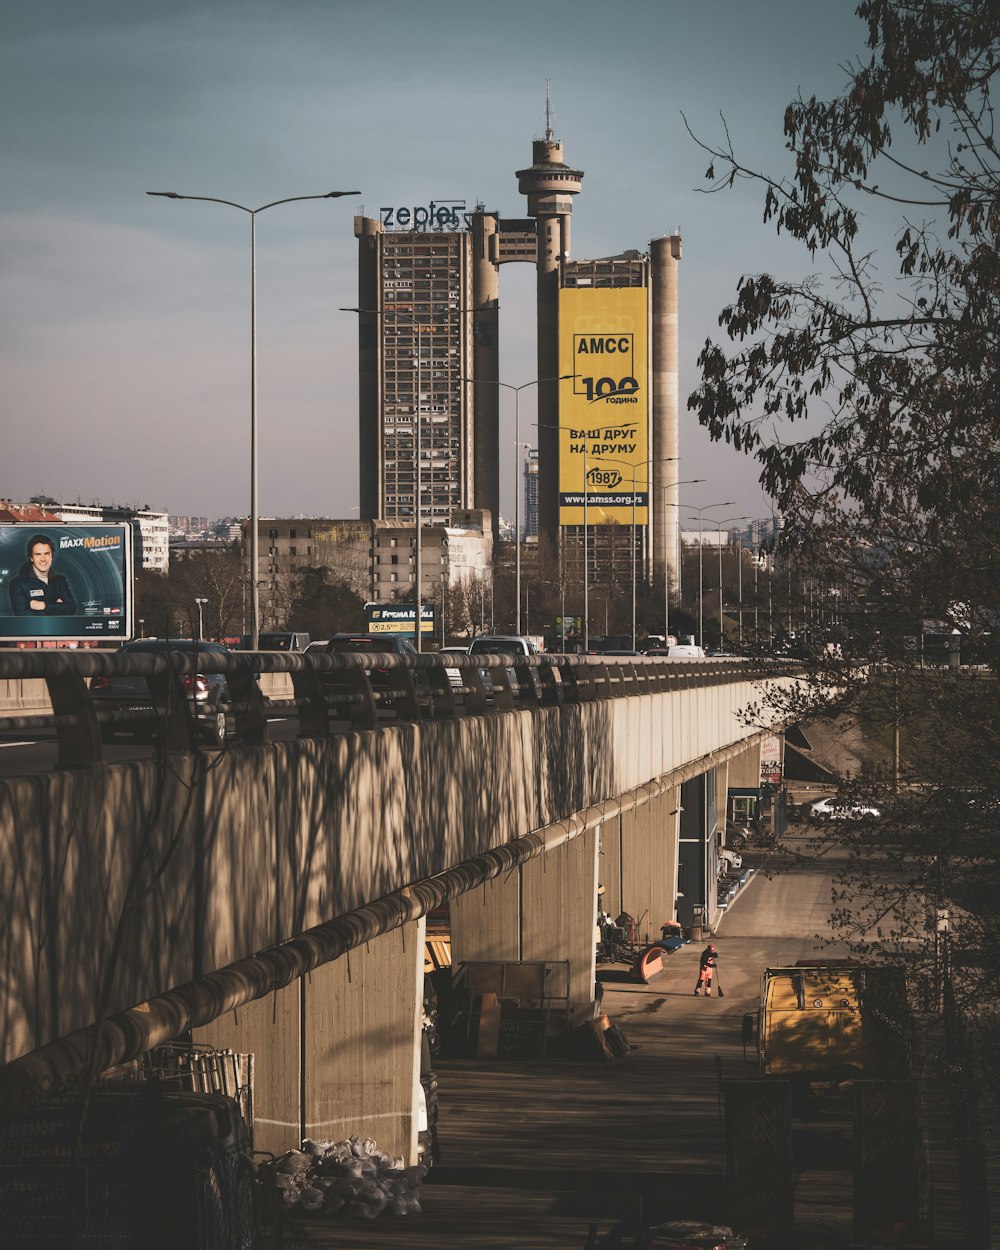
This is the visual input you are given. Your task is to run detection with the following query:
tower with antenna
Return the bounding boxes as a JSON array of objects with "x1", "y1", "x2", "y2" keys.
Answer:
[{"x1": 516, "y1": 85, "x2": 584, "y2": 547}]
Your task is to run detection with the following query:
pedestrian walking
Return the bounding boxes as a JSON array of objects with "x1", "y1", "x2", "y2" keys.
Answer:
[{"x1": 694, "y1": 943, "x2": 718, "y2": 996}]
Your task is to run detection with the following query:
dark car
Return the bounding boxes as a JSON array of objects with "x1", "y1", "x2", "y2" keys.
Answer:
[
  {"x1": 322, "y1": 633, "x2": 432, "y2": 718},
  {"x1": 89, "y1": 639, "x2": 233, "y2": 746},
  {"x1": 326, "y1": 633, "x2": 419, "y2": 659}
]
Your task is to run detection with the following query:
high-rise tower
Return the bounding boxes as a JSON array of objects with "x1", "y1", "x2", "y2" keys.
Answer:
[
  {"x1": 354, "y1": 207, "x2": 536, "y2": 544},
  {"x1": 516, "y1": 99, "x2": 584, "y2": 549}
]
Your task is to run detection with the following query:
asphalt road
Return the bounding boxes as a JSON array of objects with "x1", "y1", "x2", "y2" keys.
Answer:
[{"x1": 0, "y1": 714, "x2": 302, "y2": 774}]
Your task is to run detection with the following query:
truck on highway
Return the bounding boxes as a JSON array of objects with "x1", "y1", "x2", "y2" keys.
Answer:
[{"x1": 742, "y1": 961, "x2": 910, "y2": 1097}]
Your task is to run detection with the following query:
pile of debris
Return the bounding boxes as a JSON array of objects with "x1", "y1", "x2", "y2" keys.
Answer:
[{"x1": 258, "y1": 1135, "x2": 428, "y2": 1220}]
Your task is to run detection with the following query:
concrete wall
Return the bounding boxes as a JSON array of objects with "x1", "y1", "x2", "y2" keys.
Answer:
[
  {"x1": 0, "y1": 673, "x2": 789, "y2": 1062},
  {"x1": 728, "y1": 742, "x2": 763, "y2": 789},
  {"x1": 197, "y1": 920, "x2": 425, "y2": 1163}
]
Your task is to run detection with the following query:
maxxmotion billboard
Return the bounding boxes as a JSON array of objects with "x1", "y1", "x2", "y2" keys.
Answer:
[
  {"x1": 0, "y1": 524, "x2": 134, "y2": 643},
  {"x1": 557, "y1": 286, "x2": 650, "y2": 526}
]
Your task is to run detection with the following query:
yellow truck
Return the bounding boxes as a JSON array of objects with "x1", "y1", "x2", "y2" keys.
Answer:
[{"x1": 743, "y1": 962, "x2": 910, "y2": 1093}]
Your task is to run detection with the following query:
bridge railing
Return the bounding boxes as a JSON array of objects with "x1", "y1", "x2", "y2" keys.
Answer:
[{"x1": 0, "y1": 648, "x2": 782, "y2": 768}]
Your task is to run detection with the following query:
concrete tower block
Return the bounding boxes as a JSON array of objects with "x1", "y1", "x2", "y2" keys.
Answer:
[{"x1": 651, "y1": 234, "x2": 682, "y2": 598}]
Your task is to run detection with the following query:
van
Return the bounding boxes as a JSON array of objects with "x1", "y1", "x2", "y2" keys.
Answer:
[
  {"x1": 467, "y1": 635, "x2": 540, "y2": 657},
  {"x1": 238, "y1": 631, "x2": 311, "y2": 652}
]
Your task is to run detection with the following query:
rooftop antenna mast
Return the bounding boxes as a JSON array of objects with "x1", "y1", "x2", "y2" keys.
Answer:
[{"x1": 545, "y1": 79, "x2": 554, "y2": 142}]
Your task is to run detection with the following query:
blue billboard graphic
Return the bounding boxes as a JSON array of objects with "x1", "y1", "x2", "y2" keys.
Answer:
[{"x1": 0, "y1": 524, "x2": 134, "y2": 643}]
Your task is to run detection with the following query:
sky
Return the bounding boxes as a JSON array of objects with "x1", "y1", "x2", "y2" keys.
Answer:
[{"x1": 0, "y1": 0, "x2": 875, "y2": 530}]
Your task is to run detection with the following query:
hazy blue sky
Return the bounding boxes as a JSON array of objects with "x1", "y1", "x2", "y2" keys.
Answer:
[{"x1": 1, "y1": 0, "x2": 873, "y2": 527}]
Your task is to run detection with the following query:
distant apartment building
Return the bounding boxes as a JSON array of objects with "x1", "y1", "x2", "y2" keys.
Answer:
[
  {"x1": 4, "y1": 501, "x2": 170, "y2": 572},
  {"x1": 169, "y1": 515, "x2": 210, "y2": 535},
  {"x1": 523, "y1": 448, "x2": 539, "y2": 541},
  {"x1": 243, "y1": 512, "x2": 492, "y2": 620},
  {"x1": 354, "y1": 206, "x2": 536, "y2": 542}
]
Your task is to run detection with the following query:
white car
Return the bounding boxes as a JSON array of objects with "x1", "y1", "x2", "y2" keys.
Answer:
[
  {"x1": 719, "y1": 848, "x2": 743, "y2": 875},
  {"x1": 809, "y1": 796, "x2": 881, "y2": 820}
]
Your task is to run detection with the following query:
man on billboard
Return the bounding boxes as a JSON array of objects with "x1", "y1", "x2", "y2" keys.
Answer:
[{"x1": 7, "y1": 534, "x2": 77, "y2": 616}]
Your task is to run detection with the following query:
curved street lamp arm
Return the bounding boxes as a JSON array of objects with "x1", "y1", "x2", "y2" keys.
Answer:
[
  {"x1": 148, "y1": 191, "x2": 360, "y2": 215},
  {"x1": 147, "y1": 192, "x2": 253, "y2": 214},
  {"x1": 253, "y1": 191, "x2": 360, "y2": 212}
]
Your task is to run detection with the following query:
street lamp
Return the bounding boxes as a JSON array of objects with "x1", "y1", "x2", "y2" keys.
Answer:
[
  {"x1": 462, "y1": 373, "x2": 574, "y2": 638},
  {"x1": 590, "y1": 456, "x2": 678, "y2": 650},
  {"x1": 681, "y1": 502, "x2": 735, "y2": 648},
  {"x1": 346, "y1": 305, "x2": 481, "y2": 652},
  {"x1": 660, "y1": 480, "x2": 705, "y2": 643},
  {"x1": 194, "y1": 597, "x2": 208, "y2": 641},
  {"x1": 714, "y1": 517, "x2": 749, "y2": 649},
  {"x1": 535, "y1": 418, "x2": 595, "y2": 650},
  {"x1": 148, "y1": 188, "x2": 360, "y2": 651}
]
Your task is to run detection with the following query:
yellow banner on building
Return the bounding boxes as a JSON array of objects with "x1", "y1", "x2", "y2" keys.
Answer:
[{"x1": 557, "y1": 286, "x2": 649, "y2": 526}]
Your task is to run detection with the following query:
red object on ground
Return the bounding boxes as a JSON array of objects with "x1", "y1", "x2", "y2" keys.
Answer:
[{"x1": 632, "y1": 944, "x2": 666, "y2": 983}]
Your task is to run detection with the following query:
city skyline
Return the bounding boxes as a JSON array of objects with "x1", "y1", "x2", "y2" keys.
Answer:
[{"x1": 3, "y1": 1, "x2": 874, "y2": 526}]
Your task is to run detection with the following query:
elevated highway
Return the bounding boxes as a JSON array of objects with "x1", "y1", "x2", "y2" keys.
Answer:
[{"x1": 0, "y1": 648, "x2": 802, "y2": 1163}]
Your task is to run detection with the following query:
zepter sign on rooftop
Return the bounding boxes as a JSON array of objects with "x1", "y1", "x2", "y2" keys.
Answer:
[
  {"x1": 0, "y1": 524, "x2": 134, "y2": 644},
  {"x1": 557, "y1": 287, "x2": 650, "y2": 526}
]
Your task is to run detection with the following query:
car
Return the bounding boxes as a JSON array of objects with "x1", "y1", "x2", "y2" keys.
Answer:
[
  {"x1": 645, "y1": 644, "x2": 706, "y2": 658},
  {"x1": 466, "y1": 635, "x2": 544, "y2": 698},
  {"x1": 323, "y1": 633, "x2": 431, "y2": 717},
  {"x1": 237, "y1": 631, "x2": 311, "y2": 651},
  {"x1": 303, "y1": 640, "x2": 329, "y2": 655},
  {"x1": 439, "y1": 649, "x2": 503, "y2": 705},
  {"x1": 326, "y1": 633, "x2": 418, "y2": 659},
  {"x1": 89, "y1": 639, "x2": 234, "y2": 746},
  {"x1": 467, "y1": 635, "x2": 540, "y2": 657},
  {"x1": 718, "y1": 848, "x2": 743, "y2": 875},
  {"x1": 809, "y1": 795, "x2": 881, "y2": 820},
  {"x1": 724, "y1": 821, "x2": 750, "y2": 849}
]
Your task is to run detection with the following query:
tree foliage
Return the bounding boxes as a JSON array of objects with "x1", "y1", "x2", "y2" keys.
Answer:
[
  {"x1": 688, "y1": 5, "x2": 1000, "y2": 1225},
  {"x1": 688, "y1": 0, "x2": 1000, "y2": 525}
]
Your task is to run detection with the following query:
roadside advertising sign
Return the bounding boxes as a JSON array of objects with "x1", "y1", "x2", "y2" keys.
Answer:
[
  {"x1": 760, "y1": 733, "x2": 783, "y2": 785},
  {"x1": 365, "y1": 602, "x2": 435, "y2": 637},
  {"x1": 557, "y1": 286, "x2": 649, "y2": 526},
  {"x1": 0, "y1": 523, "x2": 134, "y2": 644}
]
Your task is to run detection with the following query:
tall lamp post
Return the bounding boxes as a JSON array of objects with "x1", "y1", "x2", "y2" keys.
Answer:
[
  {"x1": 194, "y1": 597, "x2": 208, "y2": 641},
  {"x1": 535, "y1": 417, "x2": 594, "y2": 650},
  {"x1": 661, "y1": 479, "x2": 705, "y2": 643},
  {"x1": 462, "y1": 374, "x2": 574, "y2": 637},
  {"x1": 714, "y1": 516, "x2": 750, "y2": 649},
  {"x1": 344, "y1": 305, "x2": 482, "y2": 651},
  {"x1": 148, "y1": 189, "x2": 360, "y2": 651},
  {"x1": 682, "y1": 501, "x2": 735, "y2": 649}
]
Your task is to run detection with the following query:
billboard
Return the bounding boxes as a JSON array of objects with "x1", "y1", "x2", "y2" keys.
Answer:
[
  {"x1": 558, "y1": 286, "x2": 649, "y2": 526},
  {"x1": 364, "y1": 602, "x2": 435, "y2": 637},
  {"x1": 0, "y1": 524, "x2": 134, "y2": 644}
]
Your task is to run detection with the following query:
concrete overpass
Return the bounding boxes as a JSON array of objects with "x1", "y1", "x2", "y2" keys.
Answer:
[{"x1": 0, "y1": 649, "x2": 799, "y2": 1164}]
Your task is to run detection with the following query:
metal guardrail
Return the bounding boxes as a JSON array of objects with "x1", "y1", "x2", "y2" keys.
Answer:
[{"x1": 0, "y1": 648, "x2": 779, "y2": 769}]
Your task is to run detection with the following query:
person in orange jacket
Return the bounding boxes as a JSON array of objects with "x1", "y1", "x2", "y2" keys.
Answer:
[{"x1": 694, "y1": 943, "x2": 718, "y2": 995}]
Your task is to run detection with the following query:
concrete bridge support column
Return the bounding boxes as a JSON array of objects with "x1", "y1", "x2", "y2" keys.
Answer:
[
  {"x1": 194, "y1": 983, "x2": 301, "y2": 1160},
  {"x1": 450, "y1": 823, "x2": 602, "y2": 1025},
  {"x1": 521, "y1": 823, "x2": 601, "y2": 1022},
  {"x1": 195, "y1": 919, "x2": 426, "y2": 1165},
  {"x1": 599, "y1": 788, "x2": 682, "y2": 944}
]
